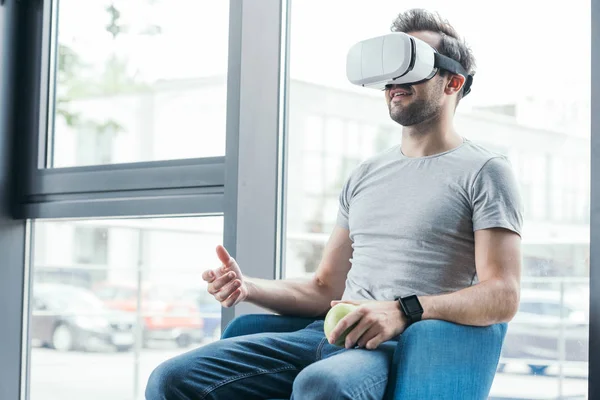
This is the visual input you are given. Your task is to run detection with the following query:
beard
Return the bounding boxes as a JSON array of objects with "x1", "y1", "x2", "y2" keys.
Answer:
[
  {"x1": 388, "y1": 79, "x2": 444, "y2": 126},
  {"x1": 388, "y1": 98, "x2": 442, "y2": 126}
]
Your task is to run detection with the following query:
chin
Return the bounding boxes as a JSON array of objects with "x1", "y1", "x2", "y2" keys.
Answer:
[
  {"x1": 390, "y1": 113, "x2": 422, "y2": 127},
  {"x1": 389, "y1": 110, "x2": 409, "y2": 126}
]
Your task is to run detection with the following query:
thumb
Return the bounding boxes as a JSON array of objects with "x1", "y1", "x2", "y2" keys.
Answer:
[{"x1": 216, "y1": 245, "x2": 233, "y2": 266}]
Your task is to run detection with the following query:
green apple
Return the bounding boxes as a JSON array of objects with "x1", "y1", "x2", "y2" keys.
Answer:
[{"x1": 324, "y1": 303, "x2": 359, "y2": 347}]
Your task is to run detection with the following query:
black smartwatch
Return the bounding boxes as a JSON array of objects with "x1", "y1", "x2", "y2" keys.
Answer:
[{"x1": 396, "y1": 295, "x2": 424, "y2": 325}]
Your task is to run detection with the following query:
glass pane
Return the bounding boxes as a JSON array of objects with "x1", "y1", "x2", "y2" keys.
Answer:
[
  {"x1": 285, "y1": 1, "x2": 590, "y2": 398},
  {"x1": 29, "y1": 217, "x2": 223, "y2": 400},
  {"x1": 51, "y1": 1, "x2": 229, "y2": 167}
]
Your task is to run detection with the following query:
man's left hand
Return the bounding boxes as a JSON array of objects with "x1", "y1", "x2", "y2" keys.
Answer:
[{"x1": 328, "y1": 300, "x2": 408, "y2": 350}]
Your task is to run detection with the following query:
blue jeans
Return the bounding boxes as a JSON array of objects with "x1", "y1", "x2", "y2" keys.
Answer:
[
  {"x1": 147, "y1": 315, "x2": 506, "y2": 400},
  {"x1": 146, "y1": 320, "x2": 397, "y2": 400}
]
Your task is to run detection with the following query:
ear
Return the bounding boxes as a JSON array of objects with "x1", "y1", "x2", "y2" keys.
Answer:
[{"x1": 445, "y1": 74, "x2": 466, "y2": 95}]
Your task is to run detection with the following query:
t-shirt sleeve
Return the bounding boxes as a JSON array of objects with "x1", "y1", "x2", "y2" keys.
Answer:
[
  {"x1": 471, "y1": 157, "x2": 524, "y2": 236},
  {"x1": 337, "y1": 177, "x2": 352, "y2": 230},
  {"x1": 337, "y1": 165, "x2": 363, "y2": 230}
]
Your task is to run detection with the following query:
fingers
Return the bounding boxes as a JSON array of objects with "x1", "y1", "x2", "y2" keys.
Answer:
[
  {"x1": 209, "y1": 271, "x2": 236, "y2": 293},
  {"x1": 343, "y1": 318, "x2": 374, "y2": 349},
  {"x1": 202, "y1": 269, "x2": 217, "y2": 283},
  {"x1": 204, "y1": 245, "x2": 237, "y2": 285},
  {"x1": 366, "y1": 333, "x2": 385, "y2": 350},
  {"x1": 216, "y1": 245, "x2": 234, "y2": 267},
  {"x1": 222, "y1": 288, "x2": 242, "y2": 307},
  {"x1": 330, "y1": 300, "x2": 361, "y2": 307},
  {"x1": 329, "y1": 308, "x2": 363, "y2": 345},
  {"x1": 357, "y1": 325, "x2": 379, "y2": 348},
  {"x1": 214, "y1": 279, "x2": 242, "y2": 302}
]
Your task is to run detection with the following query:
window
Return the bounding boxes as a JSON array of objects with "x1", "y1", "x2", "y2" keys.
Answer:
[
  {"x1": 50, "y1": 0, "x2": 229, "y2": 167},
  {"x1": 284, "y1": 0, "x2": 590, "y2": 397},
  {"x1": 74, "y1": 123, "x2": 116, "y2": 165},
  {"x1": 29, "y1": 217, "x2": 223, "y2": 400},
  {"x1": 73, "y1": 226, "x2": 109, "y2": 265},
  {"x1": 519, "y1": 302, "x2": 544, "y2": 315}
]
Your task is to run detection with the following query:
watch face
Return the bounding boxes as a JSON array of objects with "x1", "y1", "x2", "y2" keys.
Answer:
[{"x1": 404, "y1": 295, "x2": 422, "y2": 312}]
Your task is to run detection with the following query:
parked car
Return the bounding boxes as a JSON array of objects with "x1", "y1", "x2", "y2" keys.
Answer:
[
  {"x1": 92, "y1": 282, "x2": 204, "y2": 347},
  {"x1": 31, "y1": 283, "x2": 136, "y2": 352},
  {"x1": 500, "y1": 289, "x2": 589, "y2": 375}
]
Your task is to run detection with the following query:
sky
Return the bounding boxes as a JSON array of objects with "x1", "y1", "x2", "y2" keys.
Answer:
[{"x1": 58, "y1": 0, "x2": 591, "y2": 109}]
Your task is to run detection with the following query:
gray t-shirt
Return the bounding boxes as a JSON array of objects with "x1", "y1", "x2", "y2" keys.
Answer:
[{"x1": 338, "y1": 139, "x2": 523, "y2": 301}]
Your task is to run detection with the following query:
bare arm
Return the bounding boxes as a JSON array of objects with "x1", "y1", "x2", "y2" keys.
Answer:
[
  {"x1": 202, "y1": 225, "x2": 353, "y2": 318},
  {"x1": 420, "y1": 228, "x2": 522, "y2": 326}
]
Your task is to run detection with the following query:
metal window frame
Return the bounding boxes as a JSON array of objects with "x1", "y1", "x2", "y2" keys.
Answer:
[
  {"x1": 11, "y1": 0, "x2": 228, "y2": 220},
  {"x1": 589, "y1": 0, "x2": 599, "y2": 398},
  {"x1": 20, "y1": 157, "x2": 226, "y2": 219},
  {"x1": 1, "y1": 2, "x2": 28, "y2": 399},
  {"x1": 223, "y1": 0, "x2": 287, "y2": 322}
]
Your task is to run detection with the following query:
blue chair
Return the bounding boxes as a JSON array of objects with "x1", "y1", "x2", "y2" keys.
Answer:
[{"x1": 222, "y1": 314, "x2": 507, "y2": 400}]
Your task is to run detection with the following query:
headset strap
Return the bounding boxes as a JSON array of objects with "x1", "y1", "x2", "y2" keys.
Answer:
[{"x1": 434, "y1": 53, "x2": 474, "y2": 96}]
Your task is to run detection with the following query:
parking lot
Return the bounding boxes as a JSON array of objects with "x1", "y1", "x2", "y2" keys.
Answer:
[
  {"x1": 28, "y1": 345, "x2": 588, "y2": 400},
  {"x1": 30, "y1": 344, "x2": 191, "y2": 400}
]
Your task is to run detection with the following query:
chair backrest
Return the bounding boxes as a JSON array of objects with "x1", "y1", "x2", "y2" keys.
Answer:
[{"x1": 222, "y1": 314, "x2": 321, "y2": 339}]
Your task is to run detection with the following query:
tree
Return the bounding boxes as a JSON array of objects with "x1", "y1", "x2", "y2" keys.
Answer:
[{"x1": 55, "y1": 1, "x2": 161, "y2": 165}]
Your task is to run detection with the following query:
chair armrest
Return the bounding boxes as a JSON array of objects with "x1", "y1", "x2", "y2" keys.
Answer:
[
  {"x1": 221, "y1": 315, "x2": 505, "y2": 400},
  {"x1": 385, "y1": 320, "x2": 507, "y2": 400},
  {"x1": 221, "y1": 314, "x2": 321, "y2": 339}
]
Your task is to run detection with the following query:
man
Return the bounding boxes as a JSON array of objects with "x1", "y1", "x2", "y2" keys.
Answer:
[{"x1": 146, "y1": 8, "x2": 523, "y2": 400}]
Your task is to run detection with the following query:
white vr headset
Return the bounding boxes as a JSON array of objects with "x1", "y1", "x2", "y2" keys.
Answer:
[{"x1": 346, "y1": 32, "x2": 473, "y2": 96}]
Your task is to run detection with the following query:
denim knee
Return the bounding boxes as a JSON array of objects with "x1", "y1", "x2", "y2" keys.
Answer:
[
  {"x1": 292, "y1": 366, "x2": 353, "y2": 400},
  {"x1": 146, "y1": 358, "x2": 190, "y2": 400}
]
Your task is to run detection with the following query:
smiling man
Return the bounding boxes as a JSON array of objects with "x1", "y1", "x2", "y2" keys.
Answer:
[{"x1": 146, "y1": 8, "x2": 523, "y2": 400}]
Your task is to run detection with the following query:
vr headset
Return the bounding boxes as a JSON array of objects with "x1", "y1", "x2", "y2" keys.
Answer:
[{"x1": 346, "y1": 32, "x2": 473, "y2": 96}]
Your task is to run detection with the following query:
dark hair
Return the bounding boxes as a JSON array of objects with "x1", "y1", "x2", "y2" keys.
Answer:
[{"x1": 391, "y1": 9, "x2": 476, "y2": 98}]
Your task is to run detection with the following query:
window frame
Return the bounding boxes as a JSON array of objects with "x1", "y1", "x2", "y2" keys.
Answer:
[
  {"x1": 589, "y1": 0, "x2": 600, "y2": 397},
  {"x1": 14, "y1": 0, "x2": 228, "y2": 219}
]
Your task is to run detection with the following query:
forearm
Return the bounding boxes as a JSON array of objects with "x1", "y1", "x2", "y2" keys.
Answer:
[
  {"x1": 420, "y1": 278, "x2": 520, "y2": 326},
  {"x1": 245, "y1": 276, "x2": 336, "y2": 318}
]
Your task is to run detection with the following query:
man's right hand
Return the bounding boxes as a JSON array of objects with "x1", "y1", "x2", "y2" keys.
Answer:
[{"x1": 202, "y1": 245, "x2": 249, "y2": 307}]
